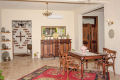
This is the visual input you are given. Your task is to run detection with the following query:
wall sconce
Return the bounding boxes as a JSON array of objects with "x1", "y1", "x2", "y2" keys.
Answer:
[{"x1": 107, "y1": 19, "x2": 114, "y2": 26}]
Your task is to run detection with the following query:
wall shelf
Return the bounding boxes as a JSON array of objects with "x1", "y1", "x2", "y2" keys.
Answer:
[
  {"x1": 0, "y1": 48, "x2": 11, "y2": 50},
  {"x1": 1, "y1": 40, "x2": 11, "y2": 42},
  {"x1": 0, "y1": 32, "x2": 11, "y2": 34},
  {"x1": 0, "y1": 28, "x2": 11, "y2": 62}
]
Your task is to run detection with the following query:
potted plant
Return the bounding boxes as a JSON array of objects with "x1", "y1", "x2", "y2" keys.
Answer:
[{"x1": 0, "y1": 70, "x2": 4, "y2": 80}]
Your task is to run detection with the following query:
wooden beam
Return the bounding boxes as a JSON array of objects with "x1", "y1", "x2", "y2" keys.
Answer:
[{"x1": 1, "y1": 0, "x2": 99, "y2": 4}]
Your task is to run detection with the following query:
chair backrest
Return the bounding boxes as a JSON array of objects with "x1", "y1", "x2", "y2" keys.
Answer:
[
  {"x1": 108, "y1": 49, "x2": 116, "y2": 63},
  {"x1": 103, "y1": 48, "x2": 109, "y2": 53},
  {"x1": 59, "y1": 48, "x2": 67, "y2": 60},
  {"x1": 103, "y1": 48, "x2": 116, "y2": 63}
]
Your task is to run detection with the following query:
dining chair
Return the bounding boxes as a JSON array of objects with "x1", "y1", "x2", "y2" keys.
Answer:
[
  {"x1": 66, "y1": 53, "x2": 80, "y2": 71},
  {"x1": 59, "y1": 49, "x2": 79, "y2": 75},
  {"x1": 59, "y1": 49, "x2": 66, "y2": 74},
  {"x1": 98, "y1": 48, "x2": 116, "y2": 75},
  {"x1": 105, "y1": 48, "x2": 116, "y2": 75}
]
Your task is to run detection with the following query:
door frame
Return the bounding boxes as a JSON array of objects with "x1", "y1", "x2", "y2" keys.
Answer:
[{"x1": 82, "y1": 16, "x2": 98, "y2": 53}]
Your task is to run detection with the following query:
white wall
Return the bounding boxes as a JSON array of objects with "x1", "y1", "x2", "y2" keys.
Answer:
[
  {"x1": 83, "y1": 11, "x2": 104, "y2": 53},
  {"x1": 74, "y1": 11, "x2": 83, "y2": 50},
  {"x1": 1, "y1": 9, "x2": 75, "y2": 59},
  {"x1": 104, "y1": 0, "x2": 120, "y2": 75}
]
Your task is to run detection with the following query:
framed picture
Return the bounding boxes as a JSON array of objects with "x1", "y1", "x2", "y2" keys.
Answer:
[{"x1": 41, "y1": 26, "x2": 66, "y2": 37}]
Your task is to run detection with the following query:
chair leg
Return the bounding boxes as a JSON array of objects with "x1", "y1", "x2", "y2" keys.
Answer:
[
  {"x1": 30, "y1": 50, "x2": 32, "y2": 54},
  {"x1": 113, "y1": 65, "x2": 115, "y2": 75},
  {"x1": 77, "y1": 66, "x2": 79, "y2": 72},
  {"x1": 94, "y1": 62, "x2": 96, "y2": 68},
  {"x1": 60, "y1": 63, "x2": 61, "y2": 70},
  {"x1": 62, "y1": 64, "x2": 65, "y2": 75},
  {"x1": 86, "y1": 60, "x2": 88, "y2": 68},
  {"x1": 97, "y1": 64, "x2": 100, "y2": 70},
  {"x1": 107, "y1": 66, "x2": 108, "y2": 72},
  {"x1": 27, "y1": 49, "x2": 28, "y2": 54}
]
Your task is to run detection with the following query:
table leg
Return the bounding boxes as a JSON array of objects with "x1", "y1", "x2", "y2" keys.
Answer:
[
  {"x1": 81, "y1": 57, "x2": 84, "y2": 79},
  {"x1": 102, "y1": 56, "x2": 106, "y2": 78},
  {"x1": 67, "y1": 60, "x2": 69, "y2": 80}
]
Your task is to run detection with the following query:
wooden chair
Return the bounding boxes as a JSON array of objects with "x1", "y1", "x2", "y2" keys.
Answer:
[
  {"x1": 59, "y1": 50, "x2": 66, "y2": 74},
  {"x1": 98, "y1": 48, "x2": 116, "y2": 75},
  {"x1": 66, "y1": 53, "x2": 79, "y2": 71},
  {"x1": 105, "y1": 48, "x2": 116, "y2": 75},
  {"x1": 97, "y1": 48, "x2": 109, "y2": 69},
  {"x1": 59, "y1": 50, "x2": 79, "y2": 75}
]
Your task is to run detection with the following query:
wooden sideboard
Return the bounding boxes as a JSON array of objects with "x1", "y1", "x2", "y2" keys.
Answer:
[{"x1": 41, "y1": 39, "x2": 71, "y2": 58}]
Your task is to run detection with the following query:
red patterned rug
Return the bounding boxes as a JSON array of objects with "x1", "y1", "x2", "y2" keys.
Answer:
[{"x1": 18, "y1": 65, "x2": 110, "y2": 80}]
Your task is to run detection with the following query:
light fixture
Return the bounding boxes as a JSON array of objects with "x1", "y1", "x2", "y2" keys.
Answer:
[
  {"x1": 42, "y1": 2, "x2": 52, "y2": 17},
  {"x1": 107, "y1": 19, "x2": 114, "y2": 26}
]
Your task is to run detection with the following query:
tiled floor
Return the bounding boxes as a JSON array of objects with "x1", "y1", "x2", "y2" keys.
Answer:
[{"x1": 0, "y1": 56, "x2": 119, "y2": 80}]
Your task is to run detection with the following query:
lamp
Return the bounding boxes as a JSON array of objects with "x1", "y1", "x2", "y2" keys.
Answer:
[
  {"x1": 107, "y1": 19, "x2": 114, "y2": 26},
  {"x1": 43, "y1": 2, "x2": 52, "y2": 17}
]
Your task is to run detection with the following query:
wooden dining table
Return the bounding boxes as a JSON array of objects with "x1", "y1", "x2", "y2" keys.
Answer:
[{"x1": 69, "y1": 50, "x2": 107, "y2": 79}]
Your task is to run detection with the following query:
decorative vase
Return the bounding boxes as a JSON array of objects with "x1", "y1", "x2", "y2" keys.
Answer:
[
  {"x1": 53, "y1": 32, "x2": 58, "y2": 39},
  {"x1": 1, "y1": 27, "x2": 5, "y2": 32},
  {"x1": 42, "y1": 35, "x2": 45, "y2": 40},
  {"x1": 66, "y1": 34, "x2": 70, "y2": 39}
]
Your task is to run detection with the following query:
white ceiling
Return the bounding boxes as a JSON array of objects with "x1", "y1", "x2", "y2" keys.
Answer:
[{"x1": 0, "y1": 0, "x2": 107, "y2": 10}]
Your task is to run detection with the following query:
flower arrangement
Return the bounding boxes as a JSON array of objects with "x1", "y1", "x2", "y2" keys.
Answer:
[{"x1": 80, "y1": 46, "x2": 87, "y2": 53}]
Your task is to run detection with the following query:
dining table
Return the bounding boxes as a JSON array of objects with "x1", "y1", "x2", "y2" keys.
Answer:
[{"x1": 69, "y1": 50, "x2": 107, "y2": 79}]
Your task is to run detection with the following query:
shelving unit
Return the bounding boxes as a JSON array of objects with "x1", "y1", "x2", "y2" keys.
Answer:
[{"x1": 0, "y1": 30, "x2": 11, "y2": 62}]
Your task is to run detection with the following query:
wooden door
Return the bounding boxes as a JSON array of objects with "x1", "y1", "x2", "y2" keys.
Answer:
[
  {"x1": 83, "y1": 24, "x2": 90, "y2": 50},
  {"x1": 83, "y1": 17, "x2": 98, "y2": 53}
]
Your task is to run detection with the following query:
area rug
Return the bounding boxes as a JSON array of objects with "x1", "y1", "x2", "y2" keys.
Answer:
[{"x1": 18, "y1": 65, "x2": 110, "y2": 80}]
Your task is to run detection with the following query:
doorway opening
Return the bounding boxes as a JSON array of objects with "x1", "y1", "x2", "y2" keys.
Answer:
[
  {"x1": 12, "y1": 20, "x2": 32, "y2": 58},
  {"x1": 82, "y1": 16, "x2": 98, "y2": 53},
  {"x1": 82, "y1": 7, "x2": 104, "y2": 53}
]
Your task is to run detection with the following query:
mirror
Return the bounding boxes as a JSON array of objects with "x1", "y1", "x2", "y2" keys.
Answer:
[
  {"x1": 41, "y1": 26, "x2": 66, "y2": 37},
  {"x1": 108, "y1": 29, "x2": 114, "y2": 39}
]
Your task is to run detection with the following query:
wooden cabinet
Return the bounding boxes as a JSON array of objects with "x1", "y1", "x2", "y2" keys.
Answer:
[{"x1": 41, "y1": 39, "x2": 71, "y2": 58}]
